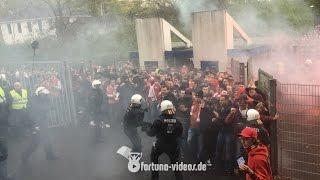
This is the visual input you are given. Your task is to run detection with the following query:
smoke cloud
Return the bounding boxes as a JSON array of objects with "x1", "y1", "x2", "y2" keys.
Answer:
[
  {"x1": 174, "y1": 0, "x2": 218, "y2": 31},
  {"x1": 175, "y1": 0, "x2": 318, "y2": 84}
]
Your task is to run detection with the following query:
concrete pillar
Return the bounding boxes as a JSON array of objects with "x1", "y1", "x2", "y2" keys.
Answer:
[
  {"x1": 135, "y1": 18, "x2": 191, "y2": 70},
  {"x1": 192, "y1": 10, "x2": 251, "y2": 72}
]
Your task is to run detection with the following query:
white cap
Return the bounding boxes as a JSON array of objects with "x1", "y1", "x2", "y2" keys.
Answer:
[
  {"x1": 35, "y1": 87, "x2": 50, "y2": 96},
  {"x1": 160, "y1": 100, "x2": 174, "y2": 112},
  {"x1": 131, "y1": 94, "x2": 143, "y2": 105},
  {"x1": 92, "y1": 80, "x2": 102, "y2": 88},
  {"x1": 246, "y1": 109, "x2": 260, "y2": 121},
  {"x1": 305, "y1": 59, "x2": 312, "y2": 65}
]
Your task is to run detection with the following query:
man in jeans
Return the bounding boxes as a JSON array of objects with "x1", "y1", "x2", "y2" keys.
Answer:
[
  {"x1": 187, "y1": 91, "x2": 202, "y2": 162},
  {"x1": 144, "y1": 78, "x2": 161, "y2": 122},
  {"x1": 215, "y1": 91, "x2": 236, "y2": 175},
  {"x1": 176, "y1": 89, "x2": 192, "y2": 159}
]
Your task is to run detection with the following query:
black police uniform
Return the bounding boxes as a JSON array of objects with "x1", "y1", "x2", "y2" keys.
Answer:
[
  {"x1": 146, "y1": 114, "x2": 183, "y2": 180},
  {"x1": 22, "y1": 93, "x2": 56, "y2": 162},
  {"x1": 88, "y1": 87, "x2": 104, "y2": 142},
  {"x1": 0, "y1": 87, "x2": 9, "y2": 180},
  {"x1": 123, "y1": 105, "x2": 145, "y2": 152}
]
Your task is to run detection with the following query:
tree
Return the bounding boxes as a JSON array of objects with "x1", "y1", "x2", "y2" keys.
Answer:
[
  {"x1": 226, "y1": 0, "x2": 314, "y2": 34},
  {"x1": 0, "y1": 0, "x2": 8, "y2": 16},
  {"x1": 306, "y1": 0, "x2": 320, "y2": 24},
  {"x1": 37, "y1": 0, "x2": 87, "y2": 41}
]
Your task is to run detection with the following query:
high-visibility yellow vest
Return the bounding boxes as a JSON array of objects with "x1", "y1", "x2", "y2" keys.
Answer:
[
  {"x1": 0, "y1": 87, "x2": 5, "y2": 103},
  {"x1": 9, "y1": 89, "x2": 28, "y2": 110}
]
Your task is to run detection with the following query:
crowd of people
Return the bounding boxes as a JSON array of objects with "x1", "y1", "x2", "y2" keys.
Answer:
[
  {"x1": 71, "y1": 62, "x2": 278, "y2": 179},
  {"x1": 0, "y1": 61, "x2": 278, "y2": 179}
]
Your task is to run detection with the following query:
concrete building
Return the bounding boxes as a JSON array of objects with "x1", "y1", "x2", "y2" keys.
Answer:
[
  {"x1": 131, "y1": 10, "x2": 270, "y2": 84},
  {"x1": 0, "y1": 17, "x2": 56, "y2": 45}
]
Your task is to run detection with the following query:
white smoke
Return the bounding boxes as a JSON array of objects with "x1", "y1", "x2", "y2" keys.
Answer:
[{"x1": 174, "y1": 0, "x2": 218, "y2": 31}]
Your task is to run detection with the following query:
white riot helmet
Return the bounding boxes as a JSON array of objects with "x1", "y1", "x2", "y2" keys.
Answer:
[
  {"x1": 92, "y1": 79, "x2": 101, "y2": 88},
  {"x1": 15, "y1": 71, "x2": 20, "y2": 78},
  {"x1": 35, "y1": 87, "x2": 50, "y2": 96},
  {"x1": 160, "y1": 100, "x2": 174, "y2": 112},
  {"x1": 305, "y1": 59, "x2": 312, "y2": 65},
  {"x1": 246, "y1": 109, "x2": 260, "y2": 121},
  {"x1": 0, "y1": 74, "x2": 6, "y2": 81},
  {"x1": 131, "y1": 94, "x2": 143, "y2": 105}
]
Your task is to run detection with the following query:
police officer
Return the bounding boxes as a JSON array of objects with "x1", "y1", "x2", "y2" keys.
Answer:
[
  {"x1": 21, "y1": 87, "x2": 57, "y2": 163},
  {"x1": 123, "y1": 94, "x2": 145, "y2": 152},
  {"x1": 88, "y1": 80, "x2": 105, "y2": 143},
  {"x1": 8, "y1": 82, "x2": 29, "y2": 139},
  {"x1": 0, "y1": 85, "x2": 10, "y2": 180},
  {"x1": 146, "y1": 100, "x2": 183, "y2": 180}
]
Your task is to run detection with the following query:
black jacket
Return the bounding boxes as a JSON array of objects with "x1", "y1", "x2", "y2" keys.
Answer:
[
  {"x1": 246, "y1": 121, "x2": 271, "y2": 146},
  {"x1": 88, "y1": 88, "x2": 104, "y2": 114},
  {"x1": 123, "y1": 106, "x2": 145, "y2": 128},
  {"x1": 199, "y1": 106, "x2": 213, "y2": 133},
  {"x1": 162, "y1": 92, "x2": 178, "y2": 108},
  {"x1": 29, "y1": 95, "x2": 51, "y2": 127},
  {"x1": 0, "y1": 102, "x2": 9, "y2": 128},
  {"x1": 147, "y1": 114, "x2": 183, "y2": 146}
]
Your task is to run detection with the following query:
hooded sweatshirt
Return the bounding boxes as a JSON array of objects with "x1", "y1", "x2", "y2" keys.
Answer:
[{"x1": 247, "y1": 144, "x2": 273, "y2": 180}]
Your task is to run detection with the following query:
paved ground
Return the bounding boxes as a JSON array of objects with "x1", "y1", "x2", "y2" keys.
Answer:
[{"x1": 7, "y1": 121, "x2": 241, "y2": 180}]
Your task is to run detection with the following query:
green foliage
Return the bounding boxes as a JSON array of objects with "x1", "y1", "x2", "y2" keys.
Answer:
[
  {"x1": 227, "y1": 0, "x2": 314, "y2": 34},
  {"x1": 0, "y1": 0, "x2": 318, "y2": 62}
]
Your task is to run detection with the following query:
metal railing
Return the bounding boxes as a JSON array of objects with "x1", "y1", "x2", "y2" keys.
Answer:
[
  {"x1": 277, "y1": 83, "x2": 320, "y2": 180},
  {"x1": 0, "y1": 61, "x2": 77, "y2": 128}
]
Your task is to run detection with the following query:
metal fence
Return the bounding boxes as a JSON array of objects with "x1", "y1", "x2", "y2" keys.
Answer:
[
  {"x1": 257, "y1": 69, "x2": 278, "y2": 174},
  {"x1": 0, "y1": 61, "x2": 77, "y2": 128},
  {"x1": 231, "y1": 59, "x2": 246, "y2": 85},
  {"x1": 277, "y1": 83, "x2": 320, "y2": 180},
  {"x1": 258, "y1": 69, "x2": 320, "y2": 179}
]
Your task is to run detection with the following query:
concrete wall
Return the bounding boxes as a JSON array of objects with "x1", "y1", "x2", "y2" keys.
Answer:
[
  {"x1": 192, "y1": 10, "x2": 228, "y2": 71},
  {"x1": 192, "y1": 10, "x2": 251, "y2": 72},
  {"x1": 0, "y1": 25, "x2": 3, "y2": 42},
  {"x1": 135, "y1": 18, "x2": 191, "y2": 70},
  {"x1": 0, "y1": 18, "x2": 55, "y2": 45},
  {"x1": 136, "y1": 18, "x2": 167, "y2": 69}
]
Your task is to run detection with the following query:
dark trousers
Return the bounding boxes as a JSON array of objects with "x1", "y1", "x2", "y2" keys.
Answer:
[
  {"x1": 187, "y1": 128, "x2": 201, "y2": 162},
  {"x1": 150, "y1": 143, "x2": 183, "y2": 180},
  {"x1": 198, "y1": 128, "x2": 218, "y2": 163},
  {"x1": 22, "y1": 126, "x2": 55, "y2": 161},
  {"x1": 8, "y1": 110, "x2": 30, "y2": 139},
  {"x1": 107, "y1": 103, "x2": 120, "y2": 126},
  {"x1": 92, "y1": 113, "x2": 104, "y2": 142},
  {"x1": 214, "y1": 129, "x2": 236, "y2": 174},
  {"x1": 0, "y1": 127, "x2": 8, "y2": 180},
  {"x1": 124, "y1": 127, "x2": 141, "y2": 152}
]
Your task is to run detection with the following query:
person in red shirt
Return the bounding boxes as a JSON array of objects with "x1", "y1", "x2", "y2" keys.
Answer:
[{"x1": 238, "y1": 127, "x2": 273, "y2": 180}]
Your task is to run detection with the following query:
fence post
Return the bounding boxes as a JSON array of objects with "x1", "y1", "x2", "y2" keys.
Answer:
[
  {"x1": 247, "y1": 58, "x2": 253, "y2": 85},
  {"x1": 240, "y1": 63, "x2": 245, "y2": 85},
  {"x1": 63, "y1": 61, "x2": 78, "y2": 127},
  {"x1": 269, "y1": 79, "x2": 278, "y2": 175}
]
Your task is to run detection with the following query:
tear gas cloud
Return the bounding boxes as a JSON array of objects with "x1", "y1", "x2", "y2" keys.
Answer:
[
  {"x1": 175, "y1": 0, "x2": 318, "y2": 84},
  {"x1": 0, "y1": 0, "x2": 128, "y2": 64},
  {"x1": 174, "y1": 0, "x2": 218, "y2": 31}
]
